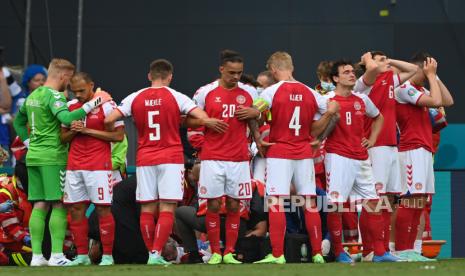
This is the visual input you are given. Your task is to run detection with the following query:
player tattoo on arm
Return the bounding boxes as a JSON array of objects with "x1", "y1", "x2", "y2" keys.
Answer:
[{"x1": 316, "y1": 113, "x2": 340, "y2": 142}]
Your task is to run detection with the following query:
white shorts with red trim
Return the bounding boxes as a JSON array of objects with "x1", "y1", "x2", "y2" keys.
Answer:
[
  {"x1": 368, "y1": 146, "x2": 402, "y2": 195},
  {"x1": 266, "y1": 158, "x2": 316, "y2": 196},
  {"x1": 64, "y1": 170, "x2": 113, "y2": 205},
  {"x1": 111, "y1": 170, "x2": 123, "y2": 185},
  {"x1": 136, "y1": 164, "x2": 185, "y2": 202},
  {"x1": 399, "y1": 147, "x2": 435, "y2": 195},
  {"x1": 198, "y1": 160, "x2": 252, "y2": 199},
  {"x1": 325, "y1": 153, "x2": 378, "y2": 203}
]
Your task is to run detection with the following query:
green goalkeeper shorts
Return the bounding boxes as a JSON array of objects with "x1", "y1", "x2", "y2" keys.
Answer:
[{"x1": 27, "y1": 165, "x2": 66, "y2": 201}]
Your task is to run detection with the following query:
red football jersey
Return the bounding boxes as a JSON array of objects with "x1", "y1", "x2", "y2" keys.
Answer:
[
  {"x1": 324, "y1": 91, "x2": 380, "y2": 160},
  {"x1": 395, "y1": 81, "x2": 433, "y2": 152},
  {"x1": 355, "y1": 71, "x2": 401, "y2": 146},
  {"x1": 260, "y1": 81, "x2": 327, "y2": 159},
  {"x1": 193, "y1": 80, "x2": 257, "y2": 161},
  {"x1": 117, "y1": 86, "x2": 197, "y2": 166},
  {"x1": 65, "y1": 100, "x2": 124, "y2": 170}
]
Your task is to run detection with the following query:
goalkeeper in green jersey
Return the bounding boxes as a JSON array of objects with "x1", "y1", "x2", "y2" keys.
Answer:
[{"x1": 13, "y1": 59, "x2": 110, "y2": 266}]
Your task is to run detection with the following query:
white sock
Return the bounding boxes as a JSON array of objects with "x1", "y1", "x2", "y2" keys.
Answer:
[
  {"x1": 50, "y1": 253, "x2": 64, "y2": 258},
  {"x1": 389, "y1": 242, "x2": 396, "y2": 252},
  {"x1": 32, "y1": 253, "x2": 44, "y2": 259},
  {"x1": 413, "y1": 240, "x2": 423, "y2": 253}
]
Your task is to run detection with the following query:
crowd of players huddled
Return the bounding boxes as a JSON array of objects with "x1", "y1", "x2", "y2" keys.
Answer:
[{"x1": 0, "y1": 48, "x2": 452, "y2": 266}]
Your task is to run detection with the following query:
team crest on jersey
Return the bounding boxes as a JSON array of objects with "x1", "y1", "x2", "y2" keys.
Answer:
[
  {"x1": 353, "y1": 101, "x2": 361, "y2": 111},
  {"x1": 408, "y1": 88, "x2": 417, "y2": 96},
  {"x1": 415, "y1": 182, "x2": 423, "y2": 190},
  {"x1": 200, "y1": 186, "x2": 207, "y2": 195},
  {"x1": 54, "y1": 101, "x2": 64, "y2": 108},
  {"x1": 236, "y1": 95, "x2": 246, "y2": 105}
]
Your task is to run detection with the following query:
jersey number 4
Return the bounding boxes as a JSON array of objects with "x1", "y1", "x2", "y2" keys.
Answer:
[
  {"x1": 148, "y1": 111, "x2": 160, "y2": 141},
  {"x1": 289, "y1": 106, "x2": 301, "y2": 136}
]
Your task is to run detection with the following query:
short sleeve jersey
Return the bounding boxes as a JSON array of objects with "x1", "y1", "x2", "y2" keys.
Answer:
[
  {"x1": 65, "y1": 100, "x2": 124, "y2": 171},
  {"x1": 324, "y1": 91, "x2": 380, "y2": 160},
  {"x1": 117, "y1": 86, "x2": 197, "y2": 166},
  {"x1": 19, "y1": 86, "x2": 70, "y2": 166},
  {"x1": 193, "y1": 80, "x2": 256, "y2": 161},
  {"x1": 259, "y1": 81, "x2": 327, "y2": 159},
  {"x1": 395, "y1": 81, "x2": 433, "y2": 152},
  {"x1": 355, "y1": 71, "x2": 401, "y2": 146}
]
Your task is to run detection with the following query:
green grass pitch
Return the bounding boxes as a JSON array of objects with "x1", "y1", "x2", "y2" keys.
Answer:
[{"x1": 2, "y1": 259, "x2": 465, "y2": 276}]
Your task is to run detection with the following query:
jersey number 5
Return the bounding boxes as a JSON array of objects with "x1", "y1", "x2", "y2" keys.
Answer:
[
  {"x1": 289, "y1": 106, "x2": 301, "y2": 136},
  {"x1": 148, "y1": 111, "x2": 160, "y2": 141}
]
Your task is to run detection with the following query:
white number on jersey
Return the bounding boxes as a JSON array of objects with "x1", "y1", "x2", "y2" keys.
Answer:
[
  {"x1": 389, "y1": 85, "x2": 394, "y2": 99},
  {"x1": 345, "y1": 111, "x2": 352, "y2": 125},
  {"x1": 148, "y1": 110, "x2": 160, "y2": 141},
  {"x1": 31, "y1": 111, "x2": 35, "y2": 136},
  {"x1": 222, "y1": 104, "x2": 236, "y2": 118},
  {"x1": 289, "y1": 106, "x2": 301, "y2": 136}
]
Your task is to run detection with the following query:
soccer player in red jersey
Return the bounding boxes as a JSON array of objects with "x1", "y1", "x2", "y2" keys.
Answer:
[
  {"x1": 394, "y1": 53, "x2": 453, "y2": 261},
  {"x1": 104, "y1": 59, "x2": 225, "y2": 265},
  {"x1": 250, "y1": 52, "x2": 339, "y2": 264},
  {"x1": 354, "y1": 51, "x2": 418, "y2": 258},
  {"x1": 323, "y1": 60, "x2": 401, "y2": 263},
  {"x1": 61, "y1": 72, "x2": 124, "y2": 266},
  {"x1": 192, "y1": 50, "x2": 259, "y2": 265}
]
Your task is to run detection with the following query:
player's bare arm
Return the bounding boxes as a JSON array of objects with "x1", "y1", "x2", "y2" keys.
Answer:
[
  {"x1": 437, "y1": 77, "x2": 454, "y2": 107},
  {"x1": 60, "y1": 121, "x2": 81, "y2": 143},
  {"x1": 416, "y1": 57, "x2": 442, "y2": 108},
  {"x1": 184, "y1": 107, "x2": 229, "y2": 133},
  {"x1": 360, "y1": 52, "x2": 380, "y2": 85},
  {"x1": 235, "y1": 105, "x2": 260, "y2": 120},
  {"x1": 389, "y1": 59, "x2": 419, "y2": 84},
  {"x1": 0, "y1": 69, "x2": 12, "y2": 111},
  {"x1": 310, "y1": 101, "x2": 340, "y2": 138},
  {"x1": 104, "y1": 109, "x2": 124, "y2": 131},
  {"x1": 73, "y1": 124, "x2": 125, "y2": 142},
  {"x1": 362, "y1": 113, "x2": 384, "y2": 149}
]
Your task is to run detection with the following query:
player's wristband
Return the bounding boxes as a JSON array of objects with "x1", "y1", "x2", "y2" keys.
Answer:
[
  {"x1": 82, "y1": 97, "x2": 103, "y2": 113},
  {"x1": 23, "y1": 139, "x2": 30, "y2": 148}
]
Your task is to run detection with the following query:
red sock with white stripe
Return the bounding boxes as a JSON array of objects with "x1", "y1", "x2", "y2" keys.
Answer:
[
  {"x1": 69, "y1": 218, "x2": 89, "y2": 255},
  {"x1": 99, "y1": 213, "x2": 115, "y2": 255},
  {"x1": 304, "y1": 206, "x2": 322, "y2": 255},
  {"x1": 152, "y1": 211, "x2": 174, "y2": 253},
  {"x1": 140, "y1": 212, "x2": 155, "y2": 251},
  {"x1": 224, "y1": 210, "x2": 241, "y2": 254},
  {"x1": 268, "y1": 204, "x2": 286, "y2": 257},
  {"x1": 205, "y1": 210, "x2": 221, "y2": 254}
]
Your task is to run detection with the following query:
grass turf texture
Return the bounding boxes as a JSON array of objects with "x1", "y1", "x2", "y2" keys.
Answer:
[{"x1": 1, "y1": 259, "x2": 465, "y2": 276}]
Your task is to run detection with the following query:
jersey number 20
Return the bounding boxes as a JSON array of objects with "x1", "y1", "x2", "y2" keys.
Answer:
[{"x1": 148, "y1": 111, "x2": 160, "y2": 141}]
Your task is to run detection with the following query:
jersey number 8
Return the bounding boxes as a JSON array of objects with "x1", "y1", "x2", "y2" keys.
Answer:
[{"x1": 148, "y1": 111, "x2": 160, "y2": 141}]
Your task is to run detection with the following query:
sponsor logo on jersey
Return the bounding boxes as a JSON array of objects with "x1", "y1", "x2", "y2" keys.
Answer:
[
  {"x1": 54, "y1": 101, "x2": 65, "y2": 108},
  {"x1": 381, "y1": 80, "x2": 387, "y2": 86},
  {"x1": 408, "y1": 88, "x2": 417, "y2": 96},
  {"x1": 215, "y1": 97, "x2": 221, "y2": 103},
  {"x1": 236, "y1": 95, "x2": 246, "y2": 104},
  {"x1": 354, "y1": 101, "x2": 361, "y2": 111}
]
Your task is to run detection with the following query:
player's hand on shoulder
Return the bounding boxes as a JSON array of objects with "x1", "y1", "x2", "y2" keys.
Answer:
[{"x1": 202, "y1": 118, "x2": 229, "y2": 133}]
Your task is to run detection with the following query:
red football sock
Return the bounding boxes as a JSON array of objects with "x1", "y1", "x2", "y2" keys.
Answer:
[
  {"x1": 363, "y1": 209, "x2": 385, "y2": 256},
  {"x1": 69, "y1": 218, "x2": 89, "y2": 255},
  {"x1": 224, "y1": 210, "x2": 241, "y2": 254},
  {"x1": 382, "y1": 209, "x2": 392, "y2": 251},
  {"x1": 205, "y1": 210, "x2": 221, "y2": 254},
  {"x1": 268, "y1": 204, "x2": 285, "y2": 257},
  {"x1": 140, "y1": 212, "x2": 155, "y2": 251},
  {"x1": 359, "y1": 208, "x2": 373, "y2": 256},
  {"x1": 408, "y1": 208, "x2": 423, "y2": 247},
  {"x1": 304, "y1": 206, "x2": 322, "y2": 255},
  {"x1": 423, "y1": 205, "x2": 432, "y2": 240},
  {"x1": 395, "y1": 205, "x2": 415, "y2": 251},
  {"x1": 152, "y1": 211, "x2": 174, "y2": 253},
  {"x1": 327, "y1": 212, "x2": 344, "y2": 256},
  {"x1": 342, "y1": 208, "x2": 359, "y2": 243},
  {"x1": 99, "y1": 213, "x2": 115, "y2": 255}
]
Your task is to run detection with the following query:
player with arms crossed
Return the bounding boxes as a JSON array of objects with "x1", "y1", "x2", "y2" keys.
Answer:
[
  {"x1": 394, "y1": 54, "x2": 453, "y2": 261},
  {"x1": 105, "y1": 59, "x2": 225, "y2": 265},
  {"x1": 354, "y1": 51, "x2": 418, "y2": 258},
  {"x1": 193, "y1": 50, "x2": 257, "y2": 265},
  {"x1": 13, "y1": 59, "x2": 109, "y2": 266},
  {"x1": 60, "y1": 72, "x2": 125, "y2": 266},
  {"x1": 323, "y1": 60, "x2": 401, "y2": 263},
  {"x1": 249, "y1": 52, "x2": 339, "y2": 264}
]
